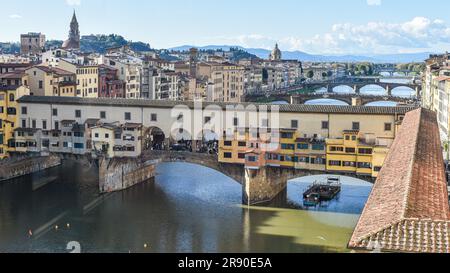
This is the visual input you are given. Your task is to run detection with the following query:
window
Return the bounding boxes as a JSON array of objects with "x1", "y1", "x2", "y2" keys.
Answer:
[
  {"x1": 358, "y1": 162, "x2": 372, "y2": 169},
  {"x1": 299, "y1": 156, "x2": 310, "y2": 163},
  {"x1": 74, "y1": 132, "x2": 84, "y2": 138},
  {"x1": 21, "y1": 119, "x2": 26, "y2": 128},
  {"x1": 297, "y1": 143, "x2": 309, "y2": 150},
  {"x1": 345, "y1": 147, "x2": 356, "y2": 153},
  {"x1": 75, "y1": 110, "x2": 81, "y2": 118},
  {"x1": 223, "y1": 152, "x2": 232, "y2": 159},
  {"x1": 238, "y1": 141, "x2": 246, "y2": 147},
  {"x1": 42, "y1": 120, "x2": 47, "y2": 130},
  {"x1": 100, "y1": 111, "x2": 106, "y2": 119},
  {"x1": 322, "y1": 121, "x2": 329, "y2": 130},
  {"x1": 151, "y1": 113, "x2": 157, "y2": 122},
  {"x1": 9, "y1": 94, "x2": 14, "y2": 102},
  {"x1": 238, "y1": 153, "x2": 245, "y2": 159},
  {"x1": 352, "y1": 122, "x2": 360, "y2": 131},
  {"x1": 330, "y1": 146, "x2": 344, "y2": 152},
  {"x1": 281, "y1": 144, "x2": 295, "y2": 150},
  {"x1": 291, "y1": 120, "x2": 298, "y2": 129},
  {"x1": 204, "y1": 116, "x2": 211, "y2": 124},
  {"x1": 105, "y1": 133, "x2": 110, "y2": 139},
  {"x1": 374, "y1": 166, "x2": 382, "y2": 172},
  {"x1": 74, "y1": 143, "x2": 84, "y2": 149},
  {"x1": 0, "y1": 107, "x2": 3, "y2": 113},
  {"x1": 54, "y1": 121, "x2": 59, "y2": 131},
  {"x1": 94, "y1": 133, "x2": 99, "y2": 138},
  {"x1": 329, "y1": 160, "x2": 342, "y2": 166},
  {"x1": 21, "y1": 107, "x2": 27, "y2": 115},
  {"x1": 385, "y1": 123, "x2": 392, "y2": 131},
  {"x1": 312, "y1": 143, "x2": 325, "y2": 151},
  {"x1": 32, "y1": 120, "x2": 36, "y2": 129},
  {"x1": 343, "y1": 161, "x2": 356, "y2": 167},
  {"x1": 358, "y1": 148, "x2": 373, "y2": 155},
  {"x1": 233, "y1": 117, "x2": 239, "y2": 126},
  {"x1": 281, "y1": 132, "x2": 294, "y2": 139},
  {"x1": 125, "y1": 112, "x2": 131, "y2": 121},
  {"x1": 247, "y1": 156, "x2": 257, "y2": 162},
  {"x1": 53, "y1": 108, "x2": 58, "y2": 116},
  {"x1": 38, "y1": 80, "x2": 43, "y2": 89},
  {"x1": 261, "y1": 119, "x2": 269, "y2": 127},
  {"x1": 7, "y1": 108, "x2": 16, "y2": 115},
  {"x1": 224, "y1": 141, "x2": 232, "y2": 146}
]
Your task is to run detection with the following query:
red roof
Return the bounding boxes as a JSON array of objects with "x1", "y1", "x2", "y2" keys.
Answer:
[{"x1": 349, "y1": 108, "x2": 450, "y2": 253}]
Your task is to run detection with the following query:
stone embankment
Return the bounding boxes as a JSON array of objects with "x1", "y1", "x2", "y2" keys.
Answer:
[{"x1": 0, "y1": 155, "x2": 62, "y2": 182}]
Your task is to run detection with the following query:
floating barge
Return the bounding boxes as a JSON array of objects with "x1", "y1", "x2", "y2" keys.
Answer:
[{"x1": 303, "y1": 177, "x2": 341, "y2": 206}]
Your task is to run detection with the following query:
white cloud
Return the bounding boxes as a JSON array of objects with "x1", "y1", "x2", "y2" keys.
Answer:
[
  {"x1": 207, "y1": 17, "x2": 450, "y2": 55},
  {"x1": 367, "y1": 0, "x2": 382, "y2": 6},
  {"x1": 9, "y1": 14, "x2": 22, "y2": 19},
  {"x1": 66, "y1": 0, "x2": 81, "y2": 6}
]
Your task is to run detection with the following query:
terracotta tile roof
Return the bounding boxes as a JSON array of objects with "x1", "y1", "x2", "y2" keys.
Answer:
[
  {"x1": 348, "y1": 108, "x2": 450, "y2": 253},
  {"x1": 33, "y1": 66, "x2": 74, "y2": 76}
]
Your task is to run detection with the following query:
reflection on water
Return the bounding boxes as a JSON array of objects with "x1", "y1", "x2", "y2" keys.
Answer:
[{"x1": 0, "y1": 161, "x2": 371, "y2": 253}]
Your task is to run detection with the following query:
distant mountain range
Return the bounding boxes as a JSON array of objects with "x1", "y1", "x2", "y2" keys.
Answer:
[
  {"x1": 0, "y1": 36, "x2": 434, "y2": 63},
  {"x1": 169, "y1": 45, "x2": 433, "y2": 63}
]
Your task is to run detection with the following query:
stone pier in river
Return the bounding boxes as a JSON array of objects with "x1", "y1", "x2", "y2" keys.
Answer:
[{"x1": 98, "y1": 157, "x2": 156, "y2": 193}]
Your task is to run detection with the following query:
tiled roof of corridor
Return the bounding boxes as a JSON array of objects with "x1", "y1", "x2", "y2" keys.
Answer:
[
  {"x1": 18, "y1": 96, "x2": 417, "y2": 115},
  {"x1": 348, "y1": 108, "x2": 450, "y2": 253}
]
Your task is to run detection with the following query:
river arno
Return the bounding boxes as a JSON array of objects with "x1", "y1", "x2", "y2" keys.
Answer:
[{"x1": 0, "y1": 160, "x2": 372, "y2": 253}]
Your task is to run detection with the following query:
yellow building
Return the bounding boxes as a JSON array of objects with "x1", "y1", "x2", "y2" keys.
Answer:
[
  {"x1": 294, "y1": 138, "x2": 326, "y2": 171},
  {"x1": 0, "y1": 85, "x2": 30, "y2": 158},
  {"x1": 219, "y1": 127, "x2": 390, "y2": 179},
  {"x1": 26, "y1": 66, "x2": 77, "y2": 97},
  {"x1": 219, "y1": 129, "x2": 248, "y2": 164},
  {"x1": 58, "y1": 59, "x2": 99, "y2": 98},
  {"x1": 326, "y1": 130, "x2": 387, "y2": 178},
  {"x1": 197, "y1": 62, "x2": 244, "y2": 103}
]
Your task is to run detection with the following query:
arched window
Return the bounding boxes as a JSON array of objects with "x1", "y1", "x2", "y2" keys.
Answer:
[{"x1": 9, "y1": 94, "x2": 15, "y2": 102}]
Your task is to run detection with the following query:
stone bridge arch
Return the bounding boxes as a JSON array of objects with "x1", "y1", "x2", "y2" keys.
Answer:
[
  {"x1": 390, "y1": 86, "x2": 418, "y2": 98},
  {"x1": 141, "y1": 150, "x2": 375, "y2": 205},
  {"x1": 143, "y1": 126, "x2": 167, "y2": 151},
  {"x1": 330, "y1": 84, "x2": 356, "y2": 94},
  {"x1": 304, "y1": 97, "x2": 352, "y2": 105},
  {"x1": 358, "y1": 84, "x2": 389, "y2": 96}
]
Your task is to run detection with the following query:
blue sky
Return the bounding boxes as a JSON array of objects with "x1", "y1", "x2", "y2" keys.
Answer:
[{"x1": 2, "y1": 0, "x2": 450, "y2": 54}]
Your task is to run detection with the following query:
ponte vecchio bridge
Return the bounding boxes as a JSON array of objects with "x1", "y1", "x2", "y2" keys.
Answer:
[{"x1": 15, "y1": 96, "x2": 450, "y2": 253}]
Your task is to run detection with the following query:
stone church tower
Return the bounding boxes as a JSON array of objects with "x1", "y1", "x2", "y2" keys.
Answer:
[{"x1": 62, "y1": 11, "x2": 80, "y2": 50}]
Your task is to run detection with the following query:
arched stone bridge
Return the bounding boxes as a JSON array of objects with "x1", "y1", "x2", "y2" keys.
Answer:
[
  {"x1": 140, "y1": 150, "x2": 373, "y2": 205},
  {"x1": 297, "y1": 82, "x2": 421, "y2": 95},
  {"x1": 245, "y1": 92, "x2": 418, "y2": 106},
  {"x1": 290, "y1": 93, "x2": 419, "y2": 106}
]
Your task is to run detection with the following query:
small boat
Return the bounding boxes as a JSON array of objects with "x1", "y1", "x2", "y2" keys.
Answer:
[
  {"x1": 303, "y1": 177, "x2": 342, "y2": 205},
  {"x1": 303, "y1": 193, "x2": 320, "y2": 207}
]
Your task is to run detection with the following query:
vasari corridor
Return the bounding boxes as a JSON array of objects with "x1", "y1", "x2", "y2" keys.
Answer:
[{"x1": 1, "y1": 0, "x2": 450, "y2": 270}]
